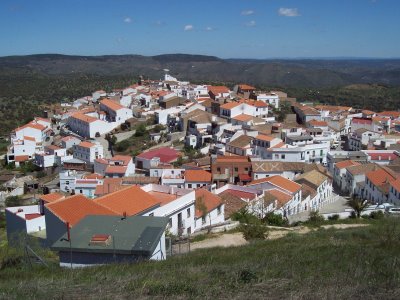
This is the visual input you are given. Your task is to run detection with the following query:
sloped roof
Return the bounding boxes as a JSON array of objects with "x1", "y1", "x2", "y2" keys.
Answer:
[
  {"x1": 335, "y1": 160, "x2": 360, "y2": 170},
  {"x1": 195, "y1": 189, "x2": 223, "y2": 218},
  {"x1": 51, "y1": 215, "x2": 168, "y2": 256},
  {"x1": 46, "y1": 194, "x2": 117, "y2": 227},
  {"x1": 136, "y1": 147, "x2": 180, "y2": 163},
  {"x1": 39, "y1": 193, "x2": 65, "y2": 204},
  {"x1": 228, "y1": 135, "x2": 253, "y2": 148},
  {"x1": 247, "y1": 175, "x2": 301, "y2": 193},
  {"x1": 219, "y1": 193, "x2": 247, "y2": 219},
  {"x1": 100, "y1": 99, "x2": 124, "y2": 111},
  {"x1": 185, "y1": 170, "x2": 212, "y2": 182},
  {"x1": 94, "y1": 186, "x2": 160, "y2": 216},
  {"x1": 296, "y1": 170, "x2": 328, "y2": 187}
]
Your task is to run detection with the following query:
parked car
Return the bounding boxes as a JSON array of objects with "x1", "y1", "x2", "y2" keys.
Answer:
[{"x1": 386, "y1": 207, "x2": 400, "y2": 215}]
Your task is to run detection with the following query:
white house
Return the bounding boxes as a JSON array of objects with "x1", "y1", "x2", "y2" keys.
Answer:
[
  {"x1": 194, "y1": 189, "x2": 224, "y2": 230},
  {"x1": 388, "y1": 179, "x2": 400, "y2": 205},
  {"x1": 73, "y1": 141, "x2": 104, "y2": 164},
  {"x1": 99, "y1": 99, "x2": 133, "y2": 125},
  {"x1": 94, "y1": 155, "x2": 135, "y2": 178},
  {"x1": 257, "y1": 93, "x2": 280, "y2": 109},
  {"x1": 92, "y1": 90, "x2": 107, "y2": 102},
  {"x1": 7, "y1": 136, "x2": 37, "y2": 166},
  {"x1": 348, "y1": 129, "x2": 382, "y2": 151}
]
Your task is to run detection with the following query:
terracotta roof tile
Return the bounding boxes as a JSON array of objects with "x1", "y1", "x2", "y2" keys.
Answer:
[
  {"x1": 39, "y1": 193, "x2": 65, "y2": 204},
  {"x1": 195, "y1": 189, "x2": 223, "y2": 218},
  {"x1": 94, "y1": 186, "x2": 160, "y2": 216},
  {"x1": 100, "y1": 99, "x2": 124, "y2": 111},
  {"x1": 248, "y1": 175, "x2": 301, "y2": 193},
  {"x1": 46, "y1": 194, "x2": 117, "y2": 227},
  {"x1": 185, "y1": 170, "x2": 212, "y2": 182}
]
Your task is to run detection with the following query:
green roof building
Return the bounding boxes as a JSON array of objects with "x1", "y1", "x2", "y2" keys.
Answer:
[{"x1": 51, "y1": 215, "x2": 169, "y2": 268}]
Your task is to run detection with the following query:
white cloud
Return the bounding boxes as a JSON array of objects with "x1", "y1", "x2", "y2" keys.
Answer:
[
  {"x1": 278, "y1": 8, "x2": 300, "y2": 17},
  {"x1": 241, "y1": 10, "x2": 255, "y2": 16},
  {"x1": 205, "y1": 26, "x2": 214, "y2": 31},
  {"x1": 245, "y1": 20, "x2": 256, "y2": 27},
  {"x1": 184, "y1": 24, "x2": 193, "y2": 31},
  {"x1": 124, "y1": 17, "x2": 132, "y2": 23}
]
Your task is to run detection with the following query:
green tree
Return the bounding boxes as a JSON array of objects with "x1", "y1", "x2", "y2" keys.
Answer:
[
  {"x1": 347, "y1": 196, "x2": 368, "y2": 218},
  {"x1": 5, "y1": 196, "x2": 22, "y2": 207}
]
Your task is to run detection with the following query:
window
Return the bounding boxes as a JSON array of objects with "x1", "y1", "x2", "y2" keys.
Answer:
[
  {"x1": 149, "y1": 213, "x2": 154, "y2": 217},
  {"x1": 202, "y1": 216, "x2": 206, "y2": 225},
  {"x1": 188, "y1": 184, "x2": 192, "y2": 188},
  {"x1": 187, "y1": 208, "x2": 191, "y2": 218},
  {"x1": 168, "y1": 218, "x2": 172, "y2": 227},
  {"x1": 217, "y1": 205, "x2": 222, "y2": 215},
  {"x1": 281, "y1": 154, "x2": 286, "y2": 159},
  {"x1": 234, "y1": 167, "x2": 238, "y2": 172},
  {"x1": 66, "y1": 181, "x2": 70, "y2": 185},
  {"x1": 80, "y1": 190, "x2": 83, "y2": 194},
  {"x1": 217, "y1": 167, "x2": 221, "y2": 172}
]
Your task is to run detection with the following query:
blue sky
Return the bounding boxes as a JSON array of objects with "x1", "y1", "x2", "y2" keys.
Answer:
[{"x1": 0, "y1": 0, "x2": 399, "y2": 58}]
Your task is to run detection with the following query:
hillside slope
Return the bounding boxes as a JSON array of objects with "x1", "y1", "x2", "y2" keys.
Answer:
[
  {"x1": 1, "y1": 54, "x2": 400, "y2": 87},
  {"x1": 0, "y1": 223, "x2": 399, "y2": 299}
]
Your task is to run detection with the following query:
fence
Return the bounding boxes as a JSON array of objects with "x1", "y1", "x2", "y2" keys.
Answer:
[{"x1": 165, "y1": 236, "x2": 191, "y2": 257}]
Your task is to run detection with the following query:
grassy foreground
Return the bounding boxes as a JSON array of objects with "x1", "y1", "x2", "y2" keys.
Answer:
[{"x1": 1, "y1": 219, "x2": 400, "y2": 299}]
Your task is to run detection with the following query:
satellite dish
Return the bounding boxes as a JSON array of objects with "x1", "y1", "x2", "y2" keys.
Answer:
[{"x1": 163, "y1": 69, "x2": 170, "y2": 72}]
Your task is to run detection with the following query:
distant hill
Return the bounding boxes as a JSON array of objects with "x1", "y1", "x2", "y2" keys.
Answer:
[{"x1": 1, "y1": 54, "x2": 400, "y2": 87}]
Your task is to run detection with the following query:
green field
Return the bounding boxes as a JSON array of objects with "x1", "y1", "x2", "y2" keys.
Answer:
[{"x1": 1, "y1": 218, "x2": 400, "y2": 299}]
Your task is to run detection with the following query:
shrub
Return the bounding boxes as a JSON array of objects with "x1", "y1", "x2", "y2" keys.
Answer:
[
  {"x1": 370, "y1": 210, "x2": 385, "y2": 220},
  {"x1": 115, "y1": 140, "x2": 130, "y2": 152},
  {"x1": 328, "y1": 214, "x2": 340, "y2": 221},
  {"x1": 134, "y1": 123, "x2": 147, "y2": 137},
  {"x1": 239, "y1": 224, "x2": 268, "y2": 241},
  {"x1": 263, "y1": 213, "x2": 289, "y2": 227},
  {"x1": 5, "y1": 196, "x2": 22, "y2": 207},
  {"x1": 231, "y1": 208, "x2": 260, "y2": 225},
  {"x1": 308, "y1": 210, "x2": 324, "y2": 224}
]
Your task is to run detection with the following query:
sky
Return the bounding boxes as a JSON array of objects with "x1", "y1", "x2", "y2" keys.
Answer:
[{"x1": 0, "y1": 0, "x2": 399, "y2": 58}]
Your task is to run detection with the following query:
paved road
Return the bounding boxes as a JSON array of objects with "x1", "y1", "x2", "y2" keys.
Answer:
[{"x1": 288, "y1": 193, "x2": 349, "y2": 224}]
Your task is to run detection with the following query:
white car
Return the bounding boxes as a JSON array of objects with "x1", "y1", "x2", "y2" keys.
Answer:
[{"x1": 387, "y1": 207, "x2": 400, "y2": 214}]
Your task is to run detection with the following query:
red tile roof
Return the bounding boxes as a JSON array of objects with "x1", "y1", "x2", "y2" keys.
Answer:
[
  {"x1": 105, "y1": 165, "x2": 127, "y2": 174},
  {"x1": 391, "y1": 179, "x2": 400, "y2": 193},
  {"x1": 136, "y1": 147, "x2": 180, "y2": 163},
  {"x1": 94, "y1": 186, "x2": 160, "y2": 216},
  {"x1": 335, "y1": 160, "x2": 360, "y2": 170},
  {"x1": 352, "y1": 118, "x2": 372, "y2": 125},
  {"x1": 238, "y1": 84, "x2": 256, "y2": 90},
  {"x1": 71, "y1": 113, "x2": 98, "y2": 123},
  {"x1": 232, "y1": 114, "x2": 253, "y2": 122},
  {"x1": 220, "y1": 102, "x2": 240, "y2": 110},
  {"x1": 247, "y1": 175, "x2": 301, "y2": 193},
  {"x1": 78, "y1": 141, "x2": 95, "y2": 148},
  {"x1": 195, "y1": 189, "x2": 223, "y2": 218},
  {"x1": 367, "y1": 152, "x2": 398, "y2": 161},
  {"x1": 185, "y1": 170, "x2": 212, "y2": 182},
  {"x1": 308, "y1": 119, "x2": 328, "y2": 127},
  {"x1": 46, "y1": 194, "x2": 117, "y2": 227},
  {"x1": 219, "y1": 189, "x2": 257, "y2": 200},
  {"x1": 367, "y1": 168, "x2": 397, "y2": 191},
  {"x1": 25, "y1": 213, "x2": 42, "y2": 221},
  {"x1": 255, "y1": 134, "x2": 275, "y2": 142},
  {"x1": 266, "y1": 189, "x2": 292, "y2": 207},
  {"x1": 100, "y1": 99, "x2": 124, "y2": 111},
  {"x1": 15, "y1": 155, "x2": 30, "y2": 162},
  {"x1": 208, "y1": 86, "x2": 230, "y2": 95},
  {"x1": 39, "y1": 193, "x2": 65, "y2": 204}
]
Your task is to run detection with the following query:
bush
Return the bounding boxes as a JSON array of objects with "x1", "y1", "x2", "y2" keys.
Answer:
[
  {"x1": 115, "y1": 140, "x2": 131, "y2": 152},
  {"x1": 370, "y1": 210, "x2": 385, "y2": 220},
  {"x1": 263, "y1": 213, "x2": 289, "y2": 227},
  {"x1": 5, "y1": 196, "x2": 22, "y2": 207},
  {"x1": 134, "y1": 123, "x2": 147, "y2": 137},
  {"x1": 239, "y1": 224, "x2": 268, "y2": 241},
  {"x1": 328, "y1": 214, "x2": 340, "y2": 221},
  {"x1": 231, "y1": 208, "x2": 260, "y2": 225},
  {"x1": 307, "y1": 210, "x2": 325, "y2": 225}
]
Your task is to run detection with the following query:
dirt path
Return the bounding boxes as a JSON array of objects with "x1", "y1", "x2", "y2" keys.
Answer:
[{"x1": 191, "y1": 224, "x2": 369, "y2": 250}]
